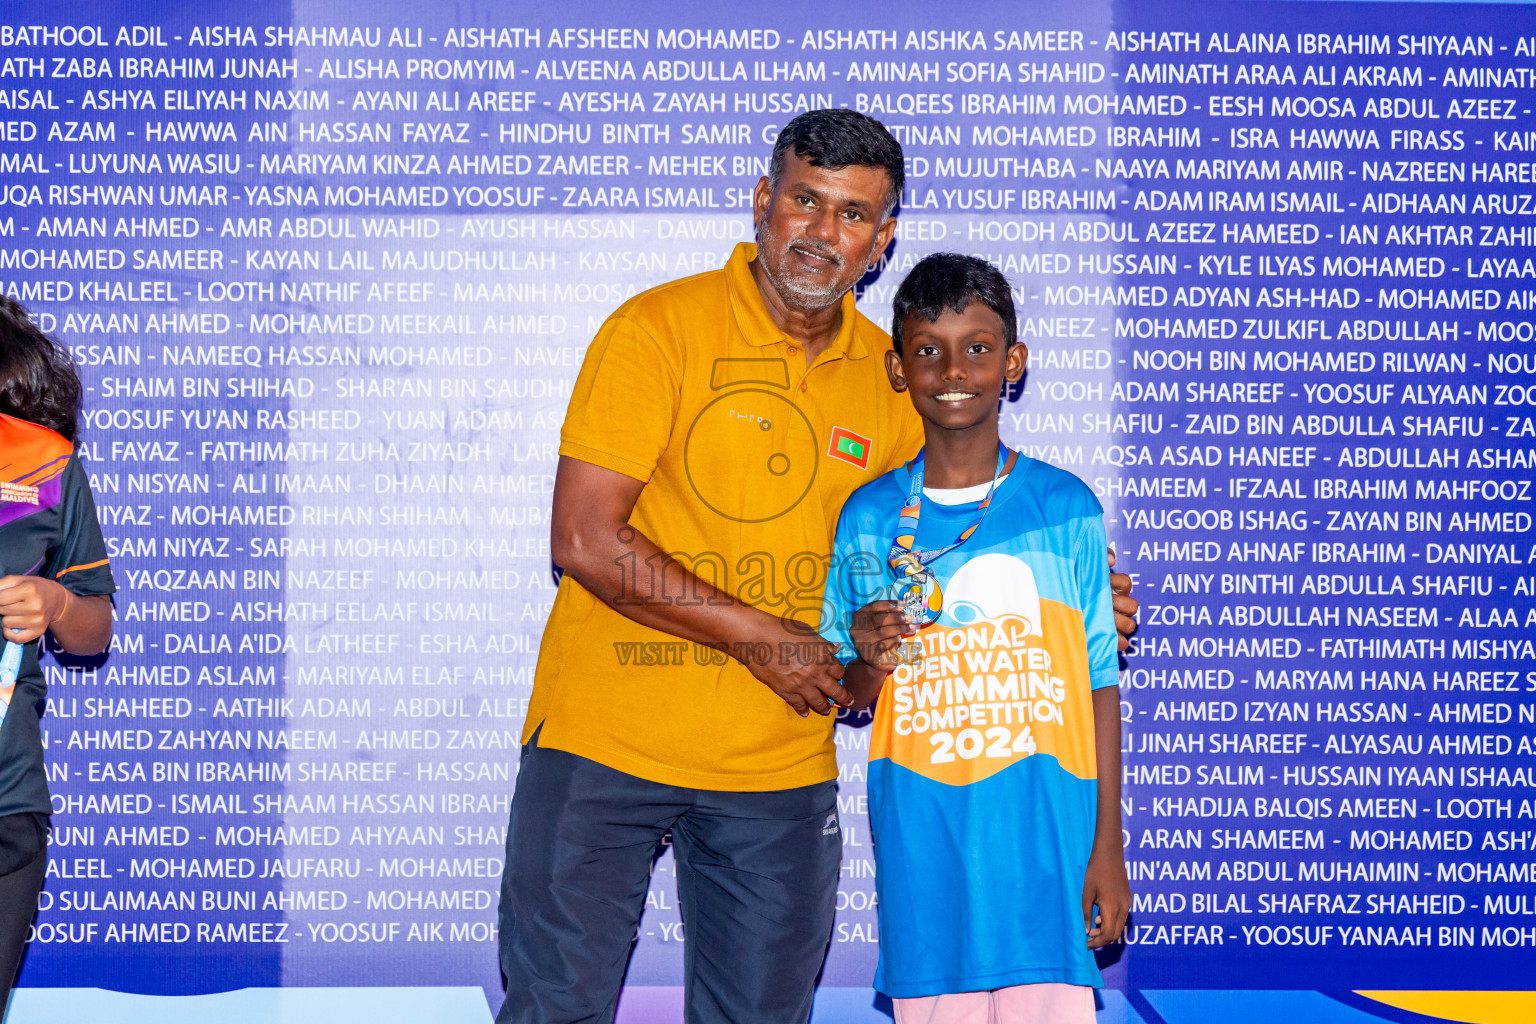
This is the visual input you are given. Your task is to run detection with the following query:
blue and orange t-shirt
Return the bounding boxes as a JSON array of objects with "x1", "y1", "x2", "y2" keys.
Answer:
[
  {"x1": 0, "y1": 413, "x2": 115, "y2": 817},
  {"x1": 821, "y1": 454, "x2": 1118, "y2": 997}
]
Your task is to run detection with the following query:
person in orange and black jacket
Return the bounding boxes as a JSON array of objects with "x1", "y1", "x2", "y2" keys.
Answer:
[{"x1": 0, "y1": 296, "x2": 115, "y2": 1012}]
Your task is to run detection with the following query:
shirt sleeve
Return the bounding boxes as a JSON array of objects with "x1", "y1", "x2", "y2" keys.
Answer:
[
  {"x1": 818, "y1": 503, "x2": 891, "y2": 666},
  {"x1": 44, "y1": 455, "x2": 115, "y2": 597},
  {"x1": 559, "y1": 312, "x2": 681, "y2": 484},
  {"x1": 1073, "y1": 512, "x2": 1118, "y2": 690}
]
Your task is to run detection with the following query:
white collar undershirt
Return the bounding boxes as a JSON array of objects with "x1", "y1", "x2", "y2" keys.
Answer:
[{"x1": 923, "y1": 472, "x2": 1010, "y2": 506}]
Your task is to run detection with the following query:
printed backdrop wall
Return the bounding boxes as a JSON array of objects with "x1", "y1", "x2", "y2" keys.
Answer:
[{"x1": 2, "y1": 1, "x2": 1534, "y2": 1022}]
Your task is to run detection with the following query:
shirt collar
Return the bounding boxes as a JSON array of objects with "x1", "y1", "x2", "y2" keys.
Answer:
[{"x1": 724, "y1": 242, "x2": 869, "y2": 361}]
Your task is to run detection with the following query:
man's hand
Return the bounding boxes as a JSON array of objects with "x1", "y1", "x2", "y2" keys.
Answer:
[
  {"x1": 743, "y1": 619, "x2": 851, "y2": 718},
  {"x1": 1108, "y1": 549, "x2": 1138, "y2": 652},
  {"x1": 849, "y1": 599, "x2": 909, "y2": 670},
  {"x1": 0, "y1": 576, "x2": 68, "y2": 645},
  {"x1": 1082, "y1": 846, "x2": 1131, "y2": 949}
]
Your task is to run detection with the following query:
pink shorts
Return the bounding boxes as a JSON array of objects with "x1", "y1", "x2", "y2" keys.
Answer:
[{"x1": 892, "y1": 984, "x2": 1095, "y2": 1024}]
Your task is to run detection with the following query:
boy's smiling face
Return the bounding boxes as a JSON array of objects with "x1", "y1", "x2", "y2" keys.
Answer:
[{"x1": 885, "y1": 299, "x2": 1028, "y2": 433}]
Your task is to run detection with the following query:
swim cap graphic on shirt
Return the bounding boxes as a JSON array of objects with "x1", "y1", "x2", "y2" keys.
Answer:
[{"x1": 940, "y1": 553, "x2": 1044, "y2": 635}]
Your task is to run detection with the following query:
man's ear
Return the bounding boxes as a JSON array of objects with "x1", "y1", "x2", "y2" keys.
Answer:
[
  {"x1": 868, "y1": 214, "x2": 898, "y2": 271},
  {"x1": 751, "y1": 176, "x2": 772, "y2": 227},
  {"x1": 885, "y1": 349, "x2": 908, "y2": 392},
  {"x1": 1004, "y1": 342, "x2": 1029, "y2": 383}
]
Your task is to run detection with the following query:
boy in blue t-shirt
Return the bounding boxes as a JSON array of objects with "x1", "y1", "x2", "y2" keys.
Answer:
[{"x1": 822, "y1": 253, "x2": 1130, "y2": 1023}]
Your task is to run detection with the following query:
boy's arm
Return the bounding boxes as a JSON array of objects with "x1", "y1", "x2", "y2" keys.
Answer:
[
  {"x1": 841, "y1": 658, "x2": 889, "y2": 712},
  {"x1": 841, "y1": 598, "x2": 910, "y2": 711},
  {"x1": 819, "y1": 512, "x2": 897, "y2": 710},
  {"x1": 1084, "y1": 684, "x2": 1131, "y2": 949},
  {"x1": 841, "y1": 589, "x2": 933, "y2": 709},
  {"x1": 1076, "y1": 505, "x2": 1130, "y2": 949},
  {"x1": 0, "y1": 578, "x2": 112, "y2": 654}
]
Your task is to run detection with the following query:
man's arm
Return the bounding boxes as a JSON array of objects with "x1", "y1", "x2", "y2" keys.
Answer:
[
  {"x1": 1109, "y1": 550, "x2": 1138, "y2": 652},
  {"x1": 552, "y1": 456, "x2": 849, "y2": 717},
  {"x1": 1083, "y1": 684, "x2": 1131, "y2": 948}
]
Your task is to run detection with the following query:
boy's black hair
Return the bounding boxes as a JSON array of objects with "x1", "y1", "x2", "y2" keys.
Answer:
[
  {"x1": 891, "y1": 253, "x2": 1017, "y2": 355},
  {"x1": 0, "y1": 296, "x2": 82, "y2": 442},
  {"x1": 769, "y1": 109, "x2": 904, "y2": 216}
]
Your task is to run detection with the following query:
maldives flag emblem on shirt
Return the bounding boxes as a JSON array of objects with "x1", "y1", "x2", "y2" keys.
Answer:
[{"x1": 827, "y1": 426, "x2": 872, "y2": 469}]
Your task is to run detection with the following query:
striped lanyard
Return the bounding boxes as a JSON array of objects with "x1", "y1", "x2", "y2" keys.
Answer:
[{"x1": 886, "y1": 443, "x2": 1010, "y2": 625}]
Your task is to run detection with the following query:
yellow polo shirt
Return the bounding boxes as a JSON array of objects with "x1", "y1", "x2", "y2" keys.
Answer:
[{"x1": 527, "y1": 242, "x2": 924, "y2": 790}]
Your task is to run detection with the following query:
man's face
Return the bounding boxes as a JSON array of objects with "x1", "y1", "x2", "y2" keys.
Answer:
[{"x1": 752, "y1": 152, "x2": 898, "y2": 313}]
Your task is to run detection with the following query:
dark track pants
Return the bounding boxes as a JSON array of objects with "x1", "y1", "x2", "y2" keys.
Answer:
[
  {"x1": 0, "y1": 813, "x2": 47, "y2": 1016},
  {"x1": 496, "y1": 738, "x2": 841, "y2": 1024}
]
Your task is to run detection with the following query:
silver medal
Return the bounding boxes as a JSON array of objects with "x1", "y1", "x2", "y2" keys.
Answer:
[{"x1": 896, "y1": 586, "x2": 927, "y2": 664}]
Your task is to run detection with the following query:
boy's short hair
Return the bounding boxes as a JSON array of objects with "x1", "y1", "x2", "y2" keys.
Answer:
[
  {"x1": 769, "y1": 109, "x2": 905, "y2": 217},
  {"x1": 891, "y1": 252, "x2": 1017, "y2": 354}
]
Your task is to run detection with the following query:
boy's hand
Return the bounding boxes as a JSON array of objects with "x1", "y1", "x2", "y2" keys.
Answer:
[
  {"x1": 1082, "y1": 846, "x2": 1131, "y2": 949},
  {"x1": 1108, "y1": 549, "x2": 1138, "y2": 652},
  {"x1": 849, "y1": 600, "x2": 910, "y2": 670}
]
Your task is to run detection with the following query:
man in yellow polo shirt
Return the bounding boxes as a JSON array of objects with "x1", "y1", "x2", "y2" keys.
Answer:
[{"x1": 496, "y1": 110, "x2": 1137, "y2": 1024}]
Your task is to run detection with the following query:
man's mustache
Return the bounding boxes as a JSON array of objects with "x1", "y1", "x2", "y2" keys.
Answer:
[{"x1": 788, "y1": 239, "x2": 844, "y2": 267}]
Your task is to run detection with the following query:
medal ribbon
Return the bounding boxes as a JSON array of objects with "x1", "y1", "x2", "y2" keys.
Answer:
[{"x1": 887, "y1": 443, "x2": 1010, "y2": 625}]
